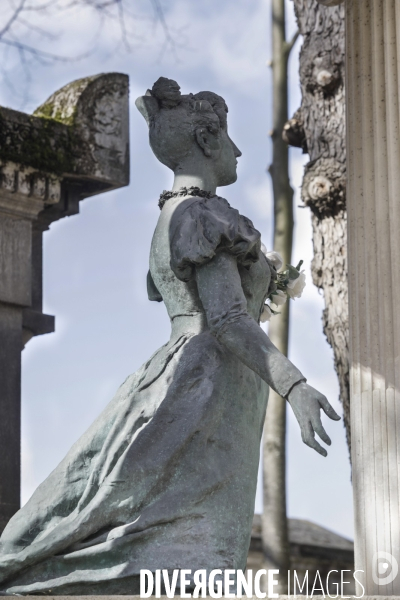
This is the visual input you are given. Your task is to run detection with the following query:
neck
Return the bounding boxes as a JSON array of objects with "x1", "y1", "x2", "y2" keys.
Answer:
[{"x1": 172, "y1": 167, "x2": 217, "y2": 196}]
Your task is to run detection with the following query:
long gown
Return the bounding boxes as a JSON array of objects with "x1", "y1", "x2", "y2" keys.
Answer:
[{"x1": 0, "y1": 194, "x2": 302, "y2": 594}]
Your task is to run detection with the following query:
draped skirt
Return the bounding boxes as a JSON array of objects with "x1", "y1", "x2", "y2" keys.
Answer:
[{"x1": 0, "y1": 322, "x2": 268, "y2": 595}]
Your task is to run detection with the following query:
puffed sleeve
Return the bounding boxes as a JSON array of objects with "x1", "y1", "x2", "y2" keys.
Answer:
[{"x1": 169, "y1": 196, "x2": 261, "y2": 281}]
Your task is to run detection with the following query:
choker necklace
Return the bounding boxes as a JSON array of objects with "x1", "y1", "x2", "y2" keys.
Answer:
[{"x1": 158, "y1": 186, "x2": 215, "y2": 210}]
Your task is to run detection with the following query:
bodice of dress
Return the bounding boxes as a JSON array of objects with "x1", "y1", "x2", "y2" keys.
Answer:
[{"x1": 149, "y1": 194, "x2": 272, "y2": 334}]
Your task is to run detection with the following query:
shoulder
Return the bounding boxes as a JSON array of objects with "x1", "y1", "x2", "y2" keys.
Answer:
[{"x1": 169, "y1": 195, "x2": 261, "y2": 281}]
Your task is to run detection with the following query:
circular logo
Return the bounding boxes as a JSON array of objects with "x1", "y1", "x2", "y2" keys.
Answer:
[{"x1": 372, "y1": 551, "x2": 399, "y2": 585}]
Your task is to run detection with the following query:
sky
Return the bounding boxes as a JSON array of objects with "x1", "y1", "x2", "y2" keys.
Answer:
[{"x1": 0, "y1": 0, "x2": 353, "y2": 539}]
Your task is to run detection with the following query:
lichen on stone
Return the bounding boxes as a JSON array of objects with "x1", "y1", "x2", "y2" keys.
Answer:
[
  {"x1": 0, "y1": 108, "x2": 78, "y2": 175},
  {"x1": 33, "y1": 75, "x2": 97, "y2": 126}
]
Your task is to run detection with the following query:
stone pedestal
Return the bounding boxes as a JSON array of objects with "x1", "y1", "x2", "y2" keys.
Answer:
[
  {"x1": 346, "y1": 0, "x2": 400, "y2": 594},
  {"x1": 0, "y1": 73, "x2": 129, "y2": 532}
]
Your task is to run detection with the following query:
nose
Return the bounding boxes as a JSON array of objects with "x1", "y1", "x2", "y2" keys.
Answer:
[{"x1": 230, "y1": 137, "x2": 242, "y2": 158}]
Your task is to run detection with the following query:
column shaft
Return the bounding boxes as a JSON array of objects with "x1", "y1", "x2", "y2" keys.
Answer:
[
  {"x1": 346, "y1": 0, "x2": 400, "y2": 594},
  {"x1": 0, "y1": 305, "x2": 21, "y2": 533}
]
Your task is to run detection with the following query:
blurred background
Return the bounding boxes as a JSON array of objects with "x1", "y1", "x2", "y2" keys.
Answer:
[{"x1": 0, "y1": 0, "x2": 353, "y2": 538}]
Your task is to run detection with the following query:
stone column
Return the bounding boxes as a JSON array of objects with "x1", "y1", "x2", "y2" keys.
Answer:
[
  {"x1": 0, "y1": 306, "x2": 22, "y2": 532},
  {"x1": 346, "y1": 0, "x2": 400, "y2": 594},
  {"x1": 0, "y1": 192, "x2": 43, "y2": 532},
  {"x1": 0, "y1": 72, "x2": 129, "y2": 532}
]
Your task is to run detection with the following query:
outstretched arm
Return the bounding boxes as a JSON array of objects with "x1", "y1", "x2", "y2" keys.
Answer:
[{"x1": 196, "y1": 251, "x2": 340, "y2": 456}]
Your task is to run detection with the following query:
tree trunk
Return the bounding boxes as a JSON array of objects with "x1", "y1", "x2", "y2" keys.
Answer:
[
  {"x1": 287, "y1": 0, "x2": 350, "y2": 454},
  {"x1": 261, "y1": 0, "x2": 295, "y2": 592}
]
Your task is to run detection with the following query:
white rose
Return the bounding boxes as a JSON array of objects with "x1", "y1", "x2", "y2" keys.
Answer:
[
  {"x1": 260, "y1": 303, "x2": 272, "y2": 323},
  {"x1": 266, "y1": 250, "x2": 284, "y2": 271},
  {"x1": 287, "y1": 270, "x2": 306, "y2": 299},
  {"x1": 270, "y1": 289, "x2": 287, "y2": 307}
]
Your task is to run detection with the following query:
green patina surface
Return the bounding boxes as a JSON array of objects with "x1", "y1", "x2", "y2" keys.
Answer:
[
  {"x1": 33, "y1": 102, "x2": 78, "y2": 127},
  {"x1": 0, "y1": 109, "x2": 79, "y2": 175},
  {"x1": 33, "y1": 76, "x2": 96, "y2": 126}
]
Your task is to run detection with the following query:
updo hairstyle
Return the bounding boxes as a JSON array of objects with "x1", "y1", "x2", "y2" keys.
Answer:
[{"x1": 136, "y1": 77, "x2": 229, "y2": 170}]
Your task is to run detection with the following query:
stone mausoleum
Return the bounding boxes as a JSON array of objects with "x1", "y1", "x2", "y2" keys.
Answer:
[{"x1": 0, "y1": 72, "x2": 129, "y2": 534}]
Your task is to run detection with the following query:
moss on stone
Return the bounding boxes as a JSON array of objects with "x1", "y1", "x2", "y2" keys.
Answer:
[
  {"x1": 33, "y1": 102, "x2": 78, "y2": 127},
  {"x1": 0, "y1": 109, "x2": 79, "y2": 175},
  {"x1": 33, "y1": 75, "x2": 96, "y2": 126}
]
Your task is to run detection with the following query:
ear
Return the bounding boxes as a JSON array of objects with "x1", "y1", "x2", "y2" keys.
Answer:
[{"x1": 195, "y1": 128, "x2": 213, "y2": 157}]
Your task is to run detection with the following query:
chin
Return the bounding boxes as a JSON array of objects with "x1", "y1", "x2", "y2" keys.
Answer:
[{"x1": 218, "y1": 170, "x2": 238, "y2": 187}]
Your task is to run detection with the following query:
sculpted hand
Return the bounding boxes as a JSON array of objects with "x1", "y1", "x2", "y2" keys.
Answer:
[{"x1": 287, "y1": 381, "x2": 341, "y2": 457}]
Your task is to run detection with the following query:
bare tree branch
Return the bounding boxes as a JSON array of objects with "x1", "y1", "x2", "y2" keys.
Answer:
[
  {"x1": 0, "y1": 0, "x2": 180, "y2": 107},
  {"x1": 284, "y1": 29, "x2": 300, "y2": 58},
  {"x1": 116, "y1": 0, "x2": 131, "y2": 52},
  {"x1": 149, "y1": 0, "x2": 178, "y2": 61},
  {"x1": 21, "y1": 1, "x2": 60, "y2": 12},
  {"x1": 0, "y1": 0, "x2": 26, "y2": 39},
  {"x1": 0, "y1": 37, "x2": 93, "y2": 63},
  {"x1": 17, "y1": 17, "x2": 59, "y2": 40},
  {"x1": 17, "y1": 40, "x2": 33, "y2": 106},
  {"x1": 64, "y1": 0, "x2": 118, "y2": 10},
  {"x1": 1, "y1": 0, "x2": 178, "y2": 57}
]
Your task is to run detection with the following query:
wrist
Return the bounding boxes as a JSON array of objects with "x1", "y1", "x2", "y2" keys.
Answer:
[{"x1": 285, "y1": 378, "x2": 307, "y2": 400}]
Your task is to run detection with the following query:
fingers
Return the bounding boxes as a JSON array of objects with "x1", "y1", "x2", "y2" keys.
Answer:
[
  {"x1": 290, "y1": 384, "x2": 340, "y2": 456},
  {"x1": 301, "y1": 421, "x2": 328, "y2": 457},
  {"x1": 311, "y1": 414, "x2": 332, "y2": 446},
  {"x1": 319, "y1": 395, "x2": 341, "y2": 421}
]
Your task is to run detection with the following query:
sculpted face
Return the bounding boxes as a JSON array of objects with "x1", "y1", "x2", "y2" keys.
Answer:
[
  {"x1": 136, "y1": 78, "x2": 242, "y2": 189},
  {"x1": 194, "y1": 119, "x2": 242, "y2": 187},
  {"x1": 214, "y1": 128, "x2": 242, "y2": 186}
]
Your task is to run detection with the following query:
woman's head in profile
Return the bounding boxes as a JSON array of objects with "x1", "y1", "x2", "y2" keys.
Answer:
[{"x1": 136, "y1": 77, "x2": 242, "y2": 188}]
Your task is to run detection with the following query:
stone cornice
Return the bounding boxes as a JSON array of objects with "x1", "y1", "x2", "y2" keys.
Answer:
[{"x1": 0, "y1": 72, "x2": 129, "y2": 224}]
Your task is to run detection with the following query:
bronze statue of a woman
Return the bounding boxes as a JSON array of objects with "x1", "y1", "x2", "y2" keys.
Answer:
[{"x1": 0, "y1": 77, "x2": 339, "y2": 594}]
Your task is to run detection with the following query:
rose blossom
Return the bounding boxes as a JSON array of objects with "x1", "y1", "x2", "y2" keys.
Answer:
[
  {"x1": 260, "y1": 243, "x2": 284, "y2": 272},
  {"x1": 287, "y1": 270, "x2": 306, "y2": 299},
  {"x1": 266, "y1": 250, "x2": 284, "y2": 271},
  {"x1": 260, "y1": 303, "x2": 272, "y2": 323},
  {"x1": 270, "y1": 289, "x2": 287, "y2": 307}
]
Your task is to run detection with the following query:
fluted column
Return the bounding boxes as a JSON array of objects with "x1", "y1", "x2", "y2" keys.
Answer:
[{"x1": 346, "y1": 0, "x2": 400, "y2": 594}]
